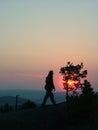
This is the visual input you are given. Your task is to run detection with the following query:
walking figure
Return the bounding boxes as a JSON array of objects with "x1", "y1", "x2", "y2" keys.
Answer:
[{"x1": 42, "y1": 70, "x2": 56, "y2": 107}]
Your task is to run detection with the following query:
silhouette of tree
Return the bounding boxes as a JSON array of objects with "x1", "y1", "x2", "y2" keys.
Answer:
[
  {"x1": 81, "y1": 79, "x2": 94, "y2": 95},
  {"x1": 60, "y1": 62, "x2": 97, "y2": 129},
  {"x1": 80, "y1": 79, "x2": 97, "y2": 116},
  {"x1": 60, "y1": 62, "x2": 88, "y2": 129},
  {"x1": 60, "y1": 62, "x2": 87, "y2": 103}
]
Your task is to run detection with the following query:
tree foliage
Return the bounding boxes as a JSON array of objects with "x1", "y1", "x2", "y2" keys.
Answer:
[{"x1": 60, "y1": 62, "x2": 87, "y2": 92}]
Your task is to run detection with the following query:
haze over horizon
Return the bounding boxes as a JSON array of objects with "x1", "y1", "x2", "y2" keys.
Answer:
[{"x1": 0, "y1": 0, "x2": 98, "y2": 91}]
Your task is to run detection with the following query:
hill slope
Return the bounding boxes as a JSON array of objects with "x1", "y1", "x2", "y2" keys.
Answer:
[{"x1": 0, "y1": 103, "x2": 98, "y2": 130}]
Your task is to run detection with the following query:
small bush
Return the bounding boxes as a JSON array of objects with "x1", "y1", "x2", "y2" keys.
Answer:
[
  {"x1": 21, "y1": 100, "x2": 37, "y2": 110},
  {"x1": 0, "y1": 103, "x2": 13, "y2": 112}
]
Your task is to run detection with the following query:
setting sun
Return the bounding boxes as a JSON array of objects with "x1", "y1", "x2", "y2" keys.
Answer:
[
  {"x1": 67, "y1": 79, "x2": 75, "y2": 90},
  {"x1": 67, "y1": 80, "x2": 75, "y2": 86}
]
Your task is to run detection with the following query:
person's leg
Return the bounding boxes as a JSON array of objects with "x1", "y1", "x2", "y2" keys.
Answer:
[
  {"x1": 49, "y1": 92, "x2": 56, "y2": 105},
  {"x1": 41, "y1": 92, "x2": 49, "y2": 107}
]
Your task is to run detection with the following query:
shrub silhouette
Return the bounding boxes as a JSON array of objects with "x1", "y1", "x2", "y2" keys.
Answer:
[
  {"x1": 21, "y1": 100, "x2": 37, "y2": 110},
  {"x1": 0, "y1": 103, "x2": 13, "y2": 112},
  {"x1": 66, "y1": 80, "x2": 97, "y2": 126},
  {"x1": 80, "y1": 80, "x2": 97, "y2": 117}
]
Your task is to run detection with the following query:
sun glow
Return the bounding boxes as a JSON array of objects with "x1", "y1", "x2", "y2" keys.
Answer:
[
  {"x1": 67, "y1": 79, "x2": 75, "y2": 86},
  {"x1": 66, "y1": 79, "x2": 76, "y2": 90}
]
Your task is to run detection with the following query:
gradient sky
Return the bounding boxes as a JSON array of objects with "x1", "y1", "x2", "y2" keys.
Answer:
[{"x1": 0, "y1": 0, "x2": 98, "y2": 91}]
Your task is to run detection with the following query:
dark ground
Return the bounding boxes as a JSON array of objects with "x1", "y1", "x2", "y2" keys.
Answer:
[
  {"x1": 0, "y1": 104, "x2": 62, "y2": 130},
  {"x1": 0, "y1": 103, "x2": 98, "y2": 130}
]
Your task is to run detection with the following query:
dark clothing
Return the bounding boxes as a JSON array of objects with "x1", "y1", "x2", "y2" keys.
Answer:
[
  {"x1": 45, "y1": 76, "x2": 55, "y2": 91},
  {"x1": 42, "y1": 91, "x2": 56, "y2": 106},
  {"x1": 42, "y1": 71, "x2": 56, "y2": 107}
]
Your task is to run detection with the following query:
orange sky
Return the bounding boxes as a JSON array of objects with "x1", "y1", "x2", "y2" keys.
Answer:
[{"x1": 0, "y1": 1, "x2": 98, "y2": 91}]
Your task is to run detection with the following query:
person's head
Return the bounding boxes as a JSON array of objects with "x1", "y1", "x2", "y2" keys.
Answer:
[{"x1": 48, "y1": 70, "x2": 53, "y2": 76}]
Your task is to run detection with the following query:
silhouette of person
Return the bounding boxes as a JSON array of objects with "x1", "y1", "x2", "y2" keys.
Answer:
[{"x1": 42, "y1": 70, "x2": 56, "y2": 107}]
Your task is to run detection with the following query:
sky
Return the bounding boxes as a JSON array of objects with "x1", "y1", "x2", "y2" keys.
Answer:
[{"x1": 0, "y1": 0, "x2": 98, "y2": 91}]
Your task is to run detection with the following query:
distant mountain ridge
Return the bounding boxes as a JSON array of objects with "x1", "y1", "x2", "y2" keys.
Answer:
[{"x1": 0, "y1": 89, "x2": 65, "y2": 105}]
